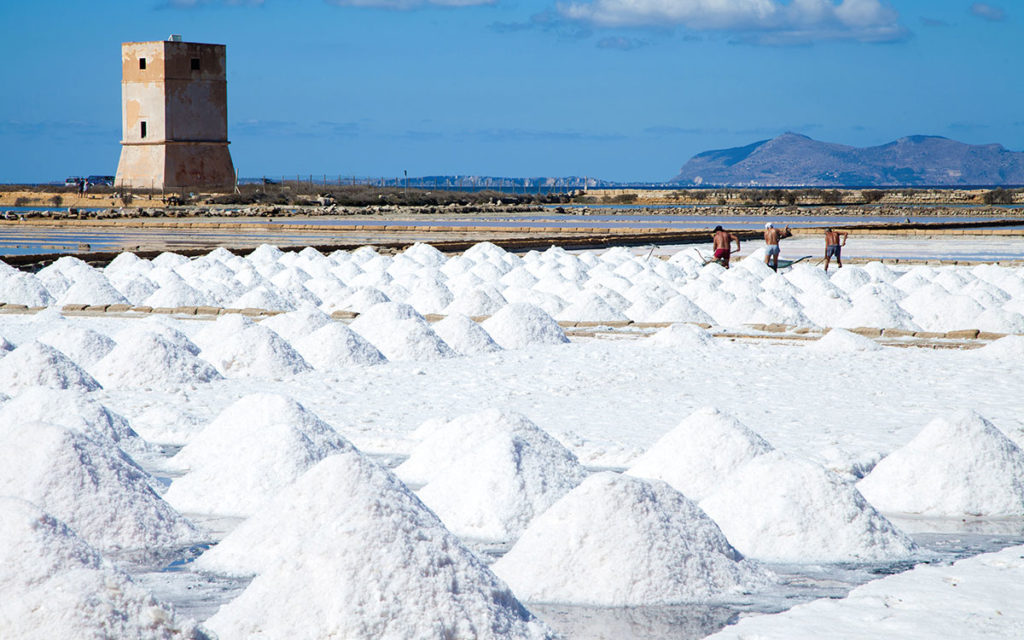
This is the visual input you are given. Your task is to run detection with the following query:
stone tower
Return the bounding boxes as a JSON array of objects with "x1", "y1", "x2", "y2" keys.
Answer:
[{"x1": 115, "y1": 37, "x2": 235, "y2": 190}]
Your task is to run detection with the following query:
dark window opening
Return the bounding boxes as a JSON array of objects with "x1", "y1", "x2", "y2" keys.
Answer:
[
  {"x1": 190, "y1": 58, "x2": 200, "y2": 71},
  {"x1": 139, "y1": 58, "x2": 146, "y2": 70},
  {"x1": 140, "y1": 121, "x2": 147, "y2": 139}
]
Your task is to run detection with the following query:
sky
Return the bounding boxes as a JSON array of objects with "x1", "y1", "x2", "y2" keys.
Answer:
[{"x1": 0, "y1": 0, "x2": 1020, "y2": 183}]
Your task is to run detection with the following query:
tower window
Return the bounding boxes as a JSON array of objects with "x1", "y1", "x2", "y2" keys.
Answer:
[
  {"x1": 139, "y1": 58, "x2": 146, "y2": 70},
  {"x1": 141, "y1": 121, "x2": 147, "y2": 139},
  {"x1": 191, "y1": 57, "x2": 200, "y2": 71}
]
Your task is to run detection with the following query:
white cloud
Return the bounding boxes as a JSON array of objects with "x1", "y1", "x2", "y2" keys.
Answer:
[
  {"x1": 970, "y1": 3, "x2": 1006, "y2": 22},
  {"x1": 557, "y1": 0, "x2": 905, "y2": 42}
]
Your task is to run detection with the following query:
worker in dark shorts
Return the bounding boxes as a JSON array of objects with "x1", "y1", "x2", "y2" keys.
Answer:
[
  {"x1": 824, "y1": 227, "x2": 849, "y2": 272},
  {"x1": 711, "y1": 225, "x2": 741, "y2": 268}
]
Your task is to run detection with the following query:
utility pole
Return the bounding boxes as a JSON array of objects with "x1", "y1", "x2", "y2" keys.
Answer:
[{"x1": 404, "y1": 169, "x2": 408, "y2": 197}]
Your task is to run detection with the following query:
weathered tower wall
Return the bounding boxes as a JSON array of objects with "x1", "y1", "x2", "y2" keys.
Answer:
[{"x1": 115, "y1": 39, "x2": 235, "y2": 190}]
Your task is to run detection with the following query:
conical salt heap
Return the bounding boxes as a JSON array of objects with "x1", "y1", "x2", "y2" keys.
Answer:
[
  {"x1": 0, "y1": 341, "x2": 100, "y2": 393},
  {"x1": 857, "y1": 410, "x2": 1024, "y2": 517},
  {"x1": 700, "y1": 451, "x2": 918, "y2": 563},
  {"x1": 626, "y1": 407, "x2": 772, "y2": 501},
  {"x1": 492, "y1": 472, "x2": 771, "y2": 606},
  {"x1": 0, "y1": 421, "x2": 202, "y2": 555},
  {"x1": 164, "y1": 394, "x2": 352, "y2": 517},
  {"x1": 196, "y1": 451, "x2": 554, "y2": 640},
  {"x1": 0, "y1": 497, "x2": 210, "y2": 640}
]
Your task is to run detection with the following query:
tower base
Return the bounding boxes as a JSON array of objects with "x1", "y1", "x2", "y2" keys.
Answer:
[{"x1": 115, "y1": 141, "x2": 235, "y2": 191}]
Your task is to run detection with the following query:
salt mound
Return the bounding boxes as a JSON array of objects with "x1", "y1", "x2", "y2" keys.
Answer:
[
  {"x1": 648, "y1": 295, "x2": 716, "y2": 325},
  {"x1": 626, "y1": 407, "x2": 773, "y2": 501},
  {"x1": 433, "y1": 313, "x2": 503, "y2": 355},
  {"x1": 556, "y1": 291, "x2": 628, "y2": 323},
  {"x1": 835, "y1": 295, "x2": 920, "y2": 331},
  {"x1": 199, "y1": 322, "x2": 312, "y2": 378},
  {"x1": 0, "y1": 341, "x2": 100, "y2": 393},
  {"x1": 116, "y1": 319, "x2": 201, "y2": 355},
  {"x1": 646, "y1": 323, "x2": 716, "y2": 350},
  {"x1": 164, "y1": 394, "x2": 352, "y2": 516},
  {"x1": 36, "y1": 324, "x2": 115, "y2": 366},
  {"x1": 481, "y1": 303, "x2": 569, "y2": 350},
  {"x1": 192, "y1": 313, "x2": 253, "y2": 351},
  {"x1": 977, "y1": 335, "x2": 1024, "y2": 359},
  {"x1": 292, "y1": 322, "x2": 387, "y2": 369},
  {"x1": 196, "y1": 452, "x2": 552, "y2": 640},
  {"x1": 807, "y1": 328, "x2": 882, "y2": 353},
  {"x1": 445, "y1": 287, "x2": 507, "y2": 317},
  {"x1": 492, "y1": 472, "x2": 770, "y2": 606},
  {"x1": 857, "y1": 410, "x2": 1024, "y2": 517},
  {"x1": 0, "y1": 388, "x2": 151, "y2": 456},
  {"x1": 0, "y1": 271, "x2": 55, "y2": 307},
  {"x1": 700, "y1": 451, "x2": 917, "y2": 563},
  {"x1": 55, "y1": 277, "x2": 129, "y2": 307},
  {"x1": 0, "y1": 498, "x2": 209, "y2": 640},
  {"x1": 142, "y1": 279, "x2": 210, "y2": 308},
  {"x1": 230, "y1": 284, "x2": 294, "y2": 311},
  {"x1": 341, "y1": 286, "x2": 391, "y2": 312},
  {"x1": 417, "y1": 428, "x2": 587, "y2": 542},
  {"x1": 404, "y1": 279, "x2": 455, "y2": 315},
  {"x1": 0, "y1": 422, "x2": 201, "y2": 554},
  {"x1": 349, "y1": 302, "x2": 455, "y2": 361},
  {"x1": 129, "y1": 401, "x2": 208, "y2": 446},
  {"x1": 258, "y1": 306, "x2": 333, "y2": 342},
  {"x1": 93, "y1": 332, "x2": 222, "y2": 390},
  {"x1": 397, "y1": 409, "x2": 560, "y2": 486}
]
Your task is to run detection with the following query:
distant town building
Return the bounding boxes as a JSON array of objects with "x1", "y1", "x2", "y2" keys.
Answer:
[{"x1": 115, "y1": 36, "x2": 235, "y2": 190}]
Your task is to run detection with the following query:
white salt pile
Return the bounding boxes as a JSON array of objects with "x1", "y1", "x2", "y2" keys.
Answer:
[
  {"x1": 646, "y1": 323, "x2": 717, "y2": 350},
  {"x1": 35, "y1": 325, "x2": 116, "y2": 367},
  {"x1": 292, "y1": 322, "x2": 387, "y2": 369},
  {"x1": 491, "y1": 472, "x2": 770, "y2": 606},
  {"x1": 699, "y1": 451, "x2": 917, "y2": 563},
  {"x1": 0, "y1": 422, "x2": 201, "y2": 554},
  {"x1": 481, "y1": 303, "x2": 569, "y2": 350},
  {"x1": 0, "y1": 341, "x2": 100, "y2": 393},
  {"x1": 0, "y1": 271, "x2": 55, "y2": 307},
  {"x1": 349, "y1": 302, "x2": 455, "y2": 361},
  {"x1": 857, "y1": 410, "x2": 1024, "y2": 517},
  {"x1": 556, "y1": 291, "x2": 628, "y2": 323},
  {"x1": 647, "y1": 295, "x2": 716, "y2": 325},
  {"x1": 626, "y1": 407, "x2": 773, "y2": 501},
  {"x1": 163, "y1": 394, "x2": 352, "y2": 516},
  {"x1": 432, "y1": 313, "x2": 503, "y2": 356},
  {"x1": 199, "y1": 321, "x2": 312, "y2": 378},
  {"x1": 91, "y1": 332, "x2": 222, "y2": 389},
  {"x1": 807, "y1": 327, "x2": 883, "y2": 353},
  {"x1": 258, "y1": 305, "x2": 333, "y2": 342},
  {"x1": 0, "y1": 387, "x2": 152, "y2": 456},
  {"x1": 397, "y1": 409, "x2": 559, "y2": 486},
  {"x1": 417, "y1": 427, "x2": 588, "y2": 542},
  {"x1": 0, "y1": 498, "x2": 209, "y2": 640},
  {"x1": 129, "y1": 401, "x2": 208, "y2": 447},
  {"x1": 196, "y1": 452, "x2": 553, "y2": 640},
  {"x1": 115, "y1": 319, "x2": 202, "y2": 355}
]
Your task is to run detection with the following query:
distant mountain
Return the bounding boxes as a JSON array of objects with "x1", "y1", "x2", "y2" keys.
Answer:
[{"x1": 672, "y1": 133, "x2": 1024, "y2": 187}]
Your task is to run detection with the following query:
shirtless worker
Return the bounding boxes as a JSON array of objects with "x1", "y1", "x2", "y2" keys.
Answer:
[
  {"x1": 763, "y1": 222, "x2": 792, "y2": 271},
  {"x1": 711, "y1": 225, "x2": 741, "y2": 268},
  {"x1": 824, "y1": 227, "x2": 849, "y2": 272}
]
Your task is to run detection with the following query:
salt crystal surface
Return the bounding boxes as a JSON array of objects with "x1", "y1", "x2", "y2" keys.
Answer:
[
  {"x1": 700, "y1": 451, "x2": 917, "y2": 563},
  {"x1": 0, "y1": 422, "x2": 201, "y2": 554},
  {"x1": 976, "y1": 334, "x2": 1024, "y2": 359},
  {"x1": 115, "y1": 318, "x2": 201, "y2": 355},
  {"x1": 417, "y1": 428, "x2": 587, "y2": 541},
  {"x1": 0, "y1": 341, "x2": 100, "y2": 393},
  {"x1": 405, "y1": 279, "x2": 455, "y2": 315},
  {"x1": 0, "y1": 387, "x2": 152, "y2": 456},
  {"x1": 857, "y1": 410, "x2": 1024, "y2": 517},
  {"x1": 340, "y1": 286, "x2": 391, "y2": 312},
  {"x1": 397, "y1": 409, "x2": 561, "y2": 486},
  {"x1": 0, "y1": 498, "x2": 209, "y2": 640},
  {"x1": 0, "y1": 271, "x2": 55, "y2": 307},
  {"x1": 807, "y1": 328, "x2": 883, "y2": 353},
  {"x1": 432, "y1": 313, "x2": 503, "y2": 356},
  {"x1": 129, "y1": 401, "x2": 208, "y2": 446},
  {"x1": 36, "y1": 324, "x2": 116, "y2": 366},
  {"x1": 481, "y1": 303, "x2": 569, "y2": 350},
  {"x1": 349, "y1": 302, "x2": 455, "y2": 361},
  {"x1": 646, "y1": 323, "x2": 716, "y2": 350},
  {"x1": 835, "y1": 295, "x2": 920, "y2": 331},
  {"x1": 91, "y1": 332, "x2": 222, "y2": 389},
  {"x1": 445, "y1": 287, "x2": 507, "y2": 317},
  {"x1": 258, "y1": 305, "x2": 333, "y2": 342},
  {"x1": 199, "y1": 451, "x2": 554, "y2": 640},
  {"x1": 141, "y1": 279, "x2": 210, "y2": 308},
  {"x1": 492, "y1": 472, "x2": 771, "y2": 606},
  {"x1": 229, "y1": 284, "x2": 295, "y2": 311},
  {"x1": 199, "y1": 322, "x2": 312, "y2": 378},
  {"x1": 163, "y1": 394, "x2": 351, "y2": 516},
  {"x1": 55, "y1": 277, "x2": 129, "y2": 307},
  {"x1": 648, "y1": 295, "x2": 716, "y2": 325},
  {"x1": 556, "y1": 291, "x2": 628, "y2": 323},
  {"x1": 292, "y1": 322, "x2": 387, "y2": 369},
  {"x1": 626, "y1": 407, "x2": 772, "y2": 500}
]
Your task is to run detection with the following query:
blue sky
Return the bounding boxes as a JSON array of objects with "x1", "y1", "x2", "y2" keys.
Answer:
[{"x1": 0, "y1": 0, "x2": 1019, "y2": 182}]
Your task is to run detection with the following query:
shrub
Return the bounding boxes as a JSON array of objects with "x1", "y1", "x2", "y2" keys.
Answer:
[
  {"x1": 862, "y1": 190, "x2": 885, "y2": 204},
  {"x1": 983, "y1": 188, "x2": 1014, "y2": 205}
]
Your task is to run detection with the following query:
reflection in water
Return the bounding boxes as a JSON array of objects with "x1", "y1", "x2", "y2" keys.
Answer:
[{"x1": 530, "y1": 603, "x2": 739, "y2": 640}]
